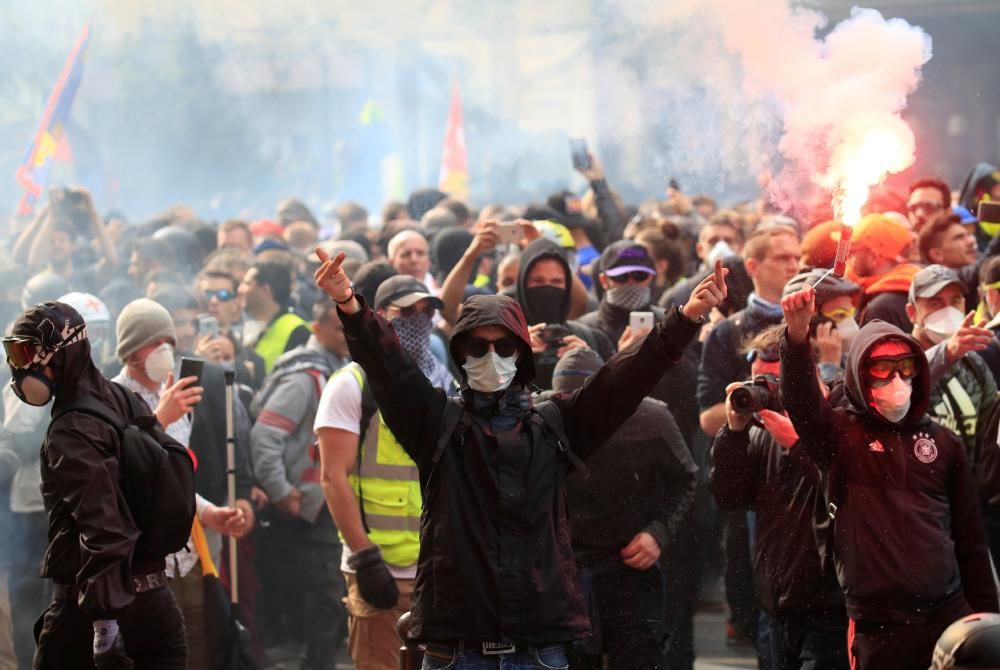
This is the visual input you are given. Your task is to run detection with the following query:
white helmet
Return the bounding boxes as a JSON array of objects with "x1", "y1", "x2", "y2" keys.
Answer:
[{"x1": 58, "y1": 292, "x2": 110, "y2": 324}]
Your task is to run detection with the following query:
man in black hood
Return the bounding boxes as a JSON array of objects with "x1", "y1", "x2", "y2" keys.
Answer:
[
  {"x1": 314, "y1": 249, "x2": 728, "y2": 668},
  {"x1": 780, "y1": 285, "x2": 998, "y2": 670},
  {"x1": 3, "y1": 302, "x2": 188, "y2": 669},
  {"x1": 513, "y1": 237, "x2": 612, "y2": 388}
]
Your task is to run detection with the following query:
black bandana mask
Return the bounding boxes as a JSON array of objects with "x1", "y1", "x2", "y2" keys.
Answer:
[{"x1": 523, "y1": 286, "x2": 566, "y2": 325}]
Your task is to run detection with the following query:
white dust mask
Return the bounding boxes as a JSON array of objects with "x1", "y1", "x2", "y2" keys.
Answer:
[
  {"x1": 144, "y1": 342, "x2": 175, "y2": 384},
  {"x1": 462, "y1": 352, "x2": 518, "y2": 393},
  {"x1": 870, "y1": 375, "x2": 912, "y2": 424},
  {"x1": 923, "y1": 306, "x2": 965, "y2": 345}
]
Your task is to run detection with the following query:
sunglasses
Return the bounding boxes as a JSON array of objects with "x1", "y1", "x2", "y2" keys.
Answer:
[
  {"x1": 203, "y1": 288, "x2": 236, "y2": 302},
  {"x1": 865, "y1": 356, "x2": 918, "y2": 381},
  {"x1": 607, "y1": 271, "x2": 653, "y2": 283},
  {"x1": 392, "y1": 302, "x2": 435, "y2": 318},
  {"x1": 2, "y1": 337, "x2": 41, "y2": 369},
  {"x1": 465, "y1": 337, "x2": 519, "y2": 358},
  {"x1": 747, "y1": 348, "x2": 780, "y2": 364}
]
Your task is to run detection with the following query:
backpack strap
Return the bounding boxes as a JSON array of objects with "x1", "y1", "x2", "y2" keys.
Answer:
[
  {"x1": 432, "y1": 397, "x2": 470, "y2": 465},
  {"x1": 531, "y1": 400, "x2": 587, "y2": 475},
  {"x1": 50, "y1": 393, "x2": 126, "y2": 436}
]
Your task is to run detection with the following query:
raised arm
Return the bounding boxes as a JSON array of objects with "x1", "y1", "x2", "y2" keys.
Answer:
[
  {"x1": 439, "y1": 222, "x2": 498, "y2": 325},
  {"x1": 558, "y1": 261, "x2": 727, "y2": 460},
  {"x1": 779, "y1": 285, "x2": 839, "y2": 469},
  {"x1": 315, "y1": 249, "x2": 445, "y2": 464}
]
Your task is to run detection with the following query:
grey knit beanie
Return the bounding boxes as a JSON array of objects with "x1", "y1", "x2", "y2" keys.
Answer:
[{"x1": 115, "y1": 298, "x2": 177, "y2": 362}]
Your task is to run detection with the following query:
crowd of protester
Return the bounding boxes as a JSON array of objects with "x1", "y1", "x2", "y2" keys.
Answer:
[{"x1": 1, "y1": 154, "x2": 1000, "y2": 670}]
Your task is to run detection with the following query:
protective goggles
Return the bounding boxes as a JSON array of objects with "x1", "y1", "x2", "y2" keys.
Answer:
[
  {"x1": 465, "y1": 337, "x2": 519, "y2": 358},
  {"x1": 822, "y1": 306, "x2": 857, "y2": 322},
  {"x1": 982, "y1": 280, "x2": 1000, "y2": 292},
  {"x1": 203, "y1": 288, "x2": 237, "y2": 302},
  {"x1": 865, "y1": 356, "x2": 918, "y2": 381},
  {"x1": 2, "y1": 337, "x2": 43, "y2": 369}
]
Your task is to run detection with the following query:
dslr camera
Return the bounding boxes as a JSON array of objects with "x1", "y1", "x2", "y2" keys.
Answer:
[{"x1": 730, "y1": 374, "x2": 782, "y2": 415}]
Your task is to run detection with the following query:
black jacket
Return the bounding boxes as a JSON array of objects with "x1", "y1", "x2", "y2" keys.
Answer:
[
  {"x1": 339, "y1": 293, "x2": 701, "y2": 644},
  {"x1": 39, "y1": 321, "x2": 157, "y2": 618},
  {"x1": 188, "y1": 359, "x2": 252, "y2": 505},
  {"x1": 781, "y1": 320, "x2": 998, "y2": 623},
  {"x1": 711, "y1": 425, "x2": 844, "y2": 617},
  {"x1": 698, "y1": 304, "x2": 784, "y2": 411},
  {"x1": 566, "y1": 395, "x2": 697, "y2": 570}
]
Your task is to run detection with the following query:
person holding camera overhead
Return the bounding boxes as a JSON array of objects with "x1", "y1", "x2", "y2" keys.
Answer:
[{"x1": 710, "y1": 324, "x2": 849, "y2": 670}]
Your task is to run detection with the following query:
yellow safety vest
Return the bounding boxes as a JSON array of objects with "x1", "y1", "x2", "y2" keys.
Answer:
[
  {"x1": 255, "y1": 312, "x2": 309, "y2": 374},
  {"x1": 341, "y1": 363, "x2": 422, "y2": 568}
]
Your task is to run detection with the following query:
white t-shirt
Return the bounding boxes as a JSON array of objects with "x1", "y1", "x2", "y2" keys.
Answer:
[{"x1": 314, "y1": 370, "x2": 417, "y2": 579}]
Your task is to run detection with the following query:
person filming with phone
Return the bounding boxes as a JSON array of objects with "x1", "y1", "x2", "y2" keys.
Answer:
[{"x1": 314, "y1": 247, "x2": 728, "y2": 669}]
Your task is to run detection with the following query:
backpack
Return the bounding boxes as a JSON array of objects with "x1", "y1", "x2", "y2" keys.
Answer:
[{"x1": 50, "y1": 382, "x2": 197, "y2": 561}]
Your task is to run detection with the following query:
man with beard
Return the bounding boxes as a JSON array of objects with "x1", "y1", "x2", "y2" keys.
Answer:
[
  {"x1": 315, "y1": 275, "x2": 452, "y2": 670},
  {"x1": 313, "y1": 248, "x2": 727, "y2": 669}
]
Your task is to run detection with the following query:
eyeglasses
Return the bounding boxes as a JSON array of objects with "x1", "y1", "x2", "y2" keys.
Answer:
[
  {"x1": 907, "y1": 202, "x2": 943, "y2": 214},
  {"x1": 607, "y1": 271, "x2": 653, "y2": 283},
  {"x1": 465, "y1": 337, "x2": 519, "y2": 358},
  {"x1": 2, "y1": 337, "x2": 40, "y2": 369},
  {"x1": 865, "y1": 356, "x2": 918, "y2": 381},
  {"x1": 822, "y1": 307, "x2": 857, "y2": 323},
  {"x1": 203, "y1": 288, "x2": 236, "y2": 302}
]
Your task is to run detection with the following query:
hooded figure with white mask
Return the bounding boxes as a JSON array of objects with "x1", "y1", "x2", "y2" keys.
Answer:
[
  {"x1": 314, "y1": 248, "x2": 728, "y2": 668},
  {"x1": 780, "y1": 283, "x2": 998, "y2": 670}
]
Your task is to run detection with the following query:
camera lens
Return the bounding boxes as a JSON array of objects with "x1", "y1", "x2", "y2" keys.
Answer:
[{"x1": 731, "y1": 385, "x2": 771, "y2": 415}]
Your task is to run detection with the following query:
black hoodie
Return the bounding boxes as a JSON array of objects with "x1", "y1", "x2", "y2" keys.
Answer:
[
  {"x1": 781, "y1": 320, "x2": 997, "y2": 623},
  {"x1": 17, "y1": 303, "x2": 155, "y2": 619},
  {"x1": 513, "y1": 238, "x2": 613, "y2": 388},
  {"x1": 338, "y1": 291, "x2": 701, "y2": 644}
]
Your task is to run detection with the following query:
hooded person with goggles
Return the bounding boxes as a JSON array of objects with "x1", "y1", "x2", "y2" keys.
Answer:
[
  {"x1": 780, "y1": 283, "x2": 998, "y2": 670},
  {"x1": 314, "y1": 248, "x2": 728, "y2": 668},
  {"x1": 3, "y1": 302, "x2": 190, "y2": 669}
]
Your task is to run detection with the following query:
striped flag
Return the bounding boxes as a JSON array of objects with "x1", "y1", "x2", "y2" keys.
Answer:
[{"x1": 15, "y1": 24, "x2": 92, "y2": 215}]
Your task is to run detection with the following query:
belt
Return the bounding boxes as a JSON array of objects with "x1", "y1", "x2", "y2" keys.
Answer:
[
  {"x1": 430, "y1": 641, "x2": 555, "y2": 656},
  {"x1": 132, "y1": 570, "x2": 168, "y2": 593}
]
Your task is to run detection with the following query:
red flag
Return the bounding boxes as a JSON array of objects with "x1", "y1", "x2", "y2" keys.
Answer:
[{"x1": 438, "y1": 82, "x2": 468, "y2": 200}]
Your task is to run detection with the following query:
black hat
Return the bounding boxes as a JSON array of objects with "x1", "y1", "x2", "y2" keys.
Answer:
[
  {"x1": 373, "y1": 275, "x2": 445, "y2": 311},
  {"x1": 599, "y1": 241, "x2": 656, "y2": 277},
  {"x1": 546, "y1": 190, "x2": 586, "y2": 230}
]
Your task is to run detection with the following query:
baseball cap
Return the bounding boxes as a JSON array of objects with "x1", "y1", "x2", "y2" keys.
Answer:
[
  {"x1": 908, "y1": 264, "x2": 963, "y2": 304},
  {"x1": 600, "y1": 241, "x2": 656, "y2": 277},
  {"x1": 852, "y1": 213, "x2": 912, "y2": 260},
  {"x1": 373, "y1": 275, "x2": 444, "y2": 311}
]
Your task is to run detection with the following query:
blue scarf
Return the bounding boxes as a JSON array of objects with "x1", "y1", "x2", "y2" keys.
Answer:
[{"x1": 746, "y1": 292, "x2": 784, "y2": 320}]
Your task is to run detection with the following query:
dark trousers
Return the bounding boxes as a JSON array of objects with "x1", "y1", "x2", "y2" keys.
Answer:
[
  {"x1": 33, "y1": 585, "x2": 187, "y2": 670},
  {"x1": 254, "y1": 506, "x2": 346, "y2": 669},
  {"x1": 848, "y1": 596, "x2": 972, "y2": 670},
  {"x1": 662, "y1": 509, "x2": 700, "y2": 670},
  {"x1": 10, "y1": 511, "x2": 50, "y2": 670},
  {"x1": 758, "y1": 610, "x2": 849, "y2": 670},
  {"x1": 568, "y1": 564, "x2": 667, "y2": 670},
  {"x1": 724, "y1": 510, "x2": 758, "y2": 642}
]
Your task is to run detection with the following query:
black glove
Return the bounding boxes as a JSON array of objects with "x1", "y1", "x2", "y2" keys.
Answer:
[
  {"x1": 93, "y1": 620, "x2": 134, "y2": 670},
  {"x1": 347, "y1": 545, "x2": 400, "y2": 610}
]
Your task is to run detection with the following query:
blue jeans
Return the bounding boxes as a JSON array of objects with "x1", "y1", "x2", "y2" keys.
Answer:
[
  {"x1": 421, "y1": 643, "x2": 569, "y2": 669},
  {"x1": 758, "y1": 610, "x2": 850, "y2": 670}
]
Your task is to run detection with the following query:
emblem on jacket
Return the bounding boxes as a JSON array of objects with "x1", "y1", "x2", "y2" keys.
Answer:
[
  {"x1": 868, "y1": 440, "x2": 885, "y2": 453},
  {"x1": 913, "y1": 432, "x2": 938, "y2": 464}
]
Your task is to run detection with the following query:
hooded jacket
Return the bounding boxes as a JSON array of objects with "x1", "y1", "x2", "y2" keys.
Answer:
[
  {"x1": 338, "y1": 292, "x2": 701, "y2": 643},
  {"x1": 514, "y1": 238, "x2": 613, "y2": 387},
  {"x1": 781, "y1": 320, "x2": 997, "y2": 623},
  {"x1": 24, "y1": 304, "x2": 155, "y2": 619}
]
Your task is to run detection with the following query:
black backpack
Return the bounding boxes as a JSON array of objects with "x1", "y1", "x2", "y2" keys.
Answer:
[{"x1": 50, "y1": 382, "x2": 196, "y2": 561}]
